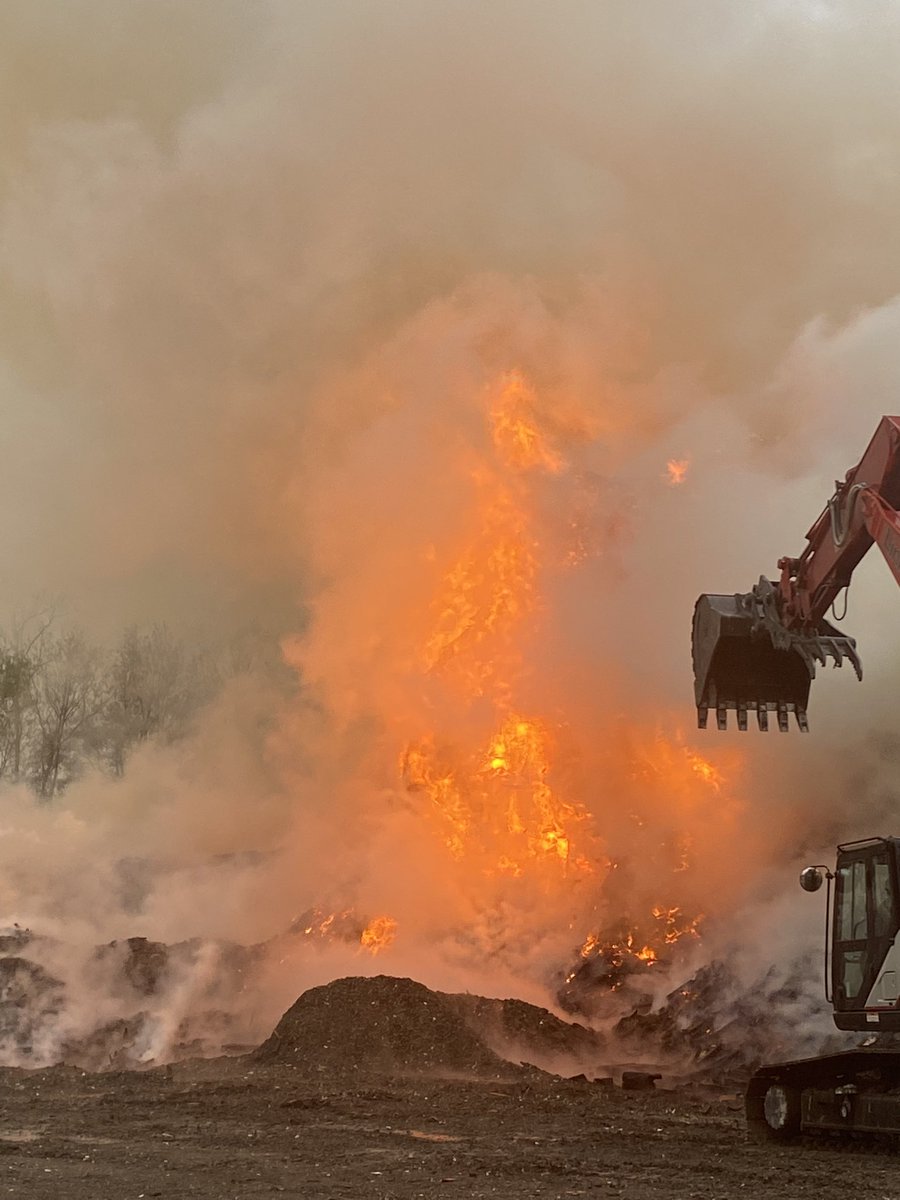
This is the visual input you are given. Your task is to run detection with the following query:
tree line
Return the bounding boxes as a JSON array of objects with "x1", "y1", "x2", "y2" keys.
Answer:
[{"x1": 0, "y1": 618, "x2": 219, "y2": 798}]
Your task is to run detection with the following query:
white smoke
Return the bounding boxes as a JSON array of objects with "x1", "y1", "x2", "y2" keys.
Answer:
[{"x1": 0, "y1": 0, "x2": 898, "y2": 1064}]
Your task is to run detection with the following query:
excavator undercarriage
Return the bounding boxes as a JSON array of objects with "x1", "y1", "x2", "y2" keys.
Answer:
[{"x1": 747, "y1": 1048, "x2": 900, "y2": 1141}]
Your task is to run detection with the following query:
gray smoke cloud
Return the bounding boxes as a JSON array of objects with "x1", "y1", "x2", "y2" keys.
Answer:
[{"x1": 0, "y1": 0, "x2": 899, "y2": 1063}]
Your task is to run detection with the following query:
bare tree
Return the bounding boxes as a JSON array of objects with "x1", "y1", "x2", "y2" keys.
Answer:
[
  {"x1": 30, "y1": 631, "x2": 104, "y2": 798},
  {"x1": 0, "y1": 650, "x2": 35, "y2": 780},
  {"x1": 103, "y1": 624, "x2": 208, "y2": 775},
  {"x1": 0, "y1": 611, "x2": 55, "y2": 783}
]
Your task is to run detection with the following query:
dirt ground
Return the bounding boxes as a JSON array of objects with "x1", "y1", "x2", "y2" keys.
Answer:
[{"x1": 2, "y1": 1058, "x2": 900, "y2": 1200}]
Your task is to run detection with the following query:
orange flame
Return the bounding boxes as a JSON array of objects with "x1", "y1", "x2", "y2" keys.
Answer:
[
  {"x1": 576, "y1": 905, "x2": 702, "y2": 975},
  {"x1": 360, "y1": 916, "x2": 398, "y2": 955},
  {"x1": 422, "y1": 489, "x2": 538, "y2": 691},
  {"x1": 294, "y1": 908, "x2": 399, "y2": 955},
  {"x1": 385, "y1": 369, "x2": 733, "y2": 985},
  {"x1": 490, "y1": 370, "x2": 563, "y2": 473},
  {"x1": 403, "y1": 715, "x2": 586, "y2": 870}
]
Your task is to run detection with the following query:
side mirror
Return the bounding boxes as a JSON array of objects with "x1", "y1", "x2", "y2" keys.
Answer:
[{"x1": 800, "y1": 866, "x2": 825, "y2": 893}]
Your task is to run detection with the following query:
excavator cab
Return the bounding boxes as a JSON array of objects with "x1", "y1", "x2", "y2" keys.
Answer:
[
  {"x1": 691, "y1": 578, "x2": 861, "y2": 732},
  {"x1": 830, "y1": 838, "x2": 900, "y2": 1031}
]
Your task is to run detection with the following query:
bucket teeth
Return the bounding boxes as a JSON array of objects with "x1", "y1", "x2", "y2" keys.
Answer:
[{"x1": 699, "y1": 697, "x2": 812, "y2": 733}]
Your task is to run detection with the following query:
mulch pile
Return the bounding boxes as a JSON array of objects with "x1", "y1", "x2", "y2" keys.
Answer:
[
  {"x1": 256, "y1": 975, "x2": 616, "y2": 1077},
  {"x1": 256, "y1": 975, "x2": 515, "y2": 1075}
]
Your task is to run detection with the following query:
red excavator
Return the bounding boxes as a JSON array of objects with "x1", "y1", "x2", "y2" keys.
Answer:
[
  {"x1": 692, "y1": 416, "x2": 900, "y2": 1139},
  {"x1": 692, "y1": 414, "x2": 900, "y2": 732}
]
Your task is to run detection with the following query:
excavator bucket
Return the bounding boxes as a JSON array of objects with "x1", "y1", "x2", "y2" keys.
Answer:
[{"x1": 692, "y1": 584, "x2": 862, "y2": 732}]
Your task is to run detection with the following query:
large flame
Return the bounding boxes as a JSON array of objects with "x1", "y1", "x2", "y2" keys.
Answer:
[
  {"x1": 376, "y1": 369, "x2": 739, "y2": 984},
  {"x1": 278, "y1": 357, "x2": 747, "y2": 1008}
]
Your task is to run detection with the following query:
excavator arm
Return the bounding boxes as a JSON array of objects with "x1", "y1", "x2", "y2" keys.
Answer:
[{"x1": 692, "y1": 415, "x2": 900, "y2": 731}]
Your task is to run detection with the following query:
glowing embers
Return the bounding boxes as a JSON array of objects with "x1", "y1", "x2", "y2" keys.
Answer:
[
  {"x1": 580, "y1": 930, "x2": 659, "y2": 968},
  {"x1": 650, "y1": 905, "x2": 704, "y2": 946},
  {"x1": 569, "y1": 907, "x2": 704, "y2": 992},
  {"x1": 402, "y1": 715, "x2": 588, "y2": 873},
  {"x1": 666, "y1": 458, "x2": 689, "y2": 486},
  {"x1": 291, "y1": 908, "x2": 398, "y2": 956}
]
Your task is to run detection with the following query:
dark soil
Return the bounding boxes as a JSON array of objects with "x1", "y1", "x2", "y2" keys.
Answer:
[
  {"x1": 1, "y1": 1057, "x2": 899, "y2": 1199},
  {"x1": 0, "y1": 973, "x2": 897, "y2": 1198}
]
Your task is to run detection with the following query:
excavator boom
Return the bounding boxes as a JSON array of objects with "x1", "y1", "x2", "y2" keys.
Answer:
[{"x1": 692, "y1": 415, "x2": 900, "y2": 730}]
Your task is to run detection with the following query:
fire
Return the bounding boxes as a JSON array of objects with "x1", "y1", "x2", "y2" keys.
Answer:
[
  {"x1": 392, "y1": 369, "x2": 734, "y2": 984},
  {"x1": 651, "y1": 905, "x2": 704, "y2": 945},
  {"x1": 484, "y1": 717, "x2": 575, "y2": 863},
  {"x1": 686, "y1": 751, "x2": 723, "y2": 790},
  {"x1": 402, "y1": 714, "x2": 586, "y2": 869},
  {"x1": 666, "y1": 458, "x2": 689, "y2": 485},
  {"x1": 293, "y1": 908, "x2": 398, "y2": 956},
  {"x1": 360, "y1": 916, "x2": 398, "y2": 955},
  {"x1": 422, "y1": 489, "x2": 538, "y2": 690},
  {"x1": 296, "y1": 362, "x2": 744, "y2": 1002},
  {"x1": 490, "y1": 370, "x2": 563, "y2": 473},
  {"x1": 573, "y1": 906, "x2": 702, "y2": 984},
  {"x1": 422, "y1": 372, "x2": 565, "y2": 690},
  {"x1": 405, "y1": 370, "x2": 593, "y2": 877},
  {"x1": 401, "y1": 737, "x2": 469, "y2": 857}
]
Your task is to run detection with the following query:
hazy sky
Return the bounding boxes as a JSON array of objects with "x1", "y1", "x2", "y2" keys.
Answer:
[{"x1": 1, "y1": 1, "x2": 900, "y2": 637}]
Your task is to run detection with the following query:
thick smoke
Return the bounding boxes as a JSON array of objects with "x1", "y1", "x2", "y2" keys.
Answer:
[{"x1": 0, "y1": 1, "x2": 899, "y2": 1063}]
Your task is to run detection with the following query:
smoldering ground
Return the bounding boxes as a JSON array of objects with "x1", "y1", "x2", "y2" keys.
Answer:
[{"x1": 0, "y1": 1, "x2": 898, "y2": 1065}]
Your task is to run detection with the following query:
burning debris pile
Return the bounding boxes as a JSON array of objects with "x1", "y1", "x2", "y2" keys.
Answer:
[
  {"x1": 613, "y1": 960, "x2": 847, "y2": 1084},
  {"x1": 0, "y1": 906, "x2": 842, "y2": 1080}
]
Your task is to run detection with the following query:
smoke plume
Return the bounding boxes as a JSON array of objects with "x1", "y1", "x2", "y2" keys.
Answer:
[{"x1": 0, "y1": 0, "x2": 899, "y2": 1062}]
